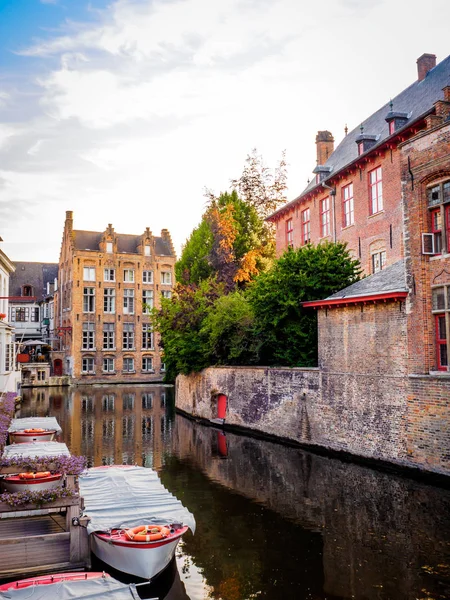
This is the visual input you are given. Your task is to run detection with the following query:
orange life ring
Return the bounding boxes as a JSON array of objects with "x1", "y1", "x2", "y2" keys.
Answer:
[
  {"x1": 24, "y1": 428, "x2": 45, "y2": 433},
  {"x1": 18, "y1": 471, "x2": 51, "y2": 480},
  {"x1": 124, "y1": 525, "x2": 171, "y2": 542}
]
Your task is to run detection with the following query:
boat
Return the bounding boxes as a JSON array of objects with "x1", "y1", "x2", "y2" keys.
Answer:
[
  {"x1": 79, "y1": 465, "x2": 196, "y2": 580},
  {"x1": 1, "y1": 471, "x2": 63, "y2": 493},
  {"x1": 0, "y1": 571, "x2": 109, "y2": 591},
  {"x1": 8, "y1": 417, "x2": 62, "y2": 443},
  {"x1": 0, "y1": 571, "x2": 145, "y2": 598},
  {"x1": 1, "y1": 441, "x2": 70, "y2": 493}
]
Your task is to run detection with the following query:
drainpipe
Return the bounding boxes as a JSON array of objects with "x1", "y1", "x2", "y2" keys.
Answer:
[{"x1": 322, "y1": 181, "x2": 337, "y2": 242}]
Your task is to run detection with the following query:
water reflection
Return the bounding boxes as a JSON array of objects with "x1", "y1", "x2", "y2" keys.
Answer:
[{"x1": 20, "y1": 386, "x2": 450, "y2": 600}]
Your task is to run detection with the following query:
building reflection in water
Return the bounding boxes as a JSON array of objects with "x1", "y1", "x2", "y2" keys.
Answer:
[{"x1": 20, "y1": 385, "x2": 173, "y2": 469}]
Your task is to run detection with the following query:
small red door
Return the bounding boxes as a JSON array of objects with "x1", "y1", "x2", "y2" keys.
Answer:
[
  {"x1": 217, "y1": 394, "x2": 227, "y2": 419},
  {"x1": 53, "y1": 359, "x2": 63, "y2": 376},
  {"x1": 217, "y1": 431, "x2": 228, "y2": 457}
]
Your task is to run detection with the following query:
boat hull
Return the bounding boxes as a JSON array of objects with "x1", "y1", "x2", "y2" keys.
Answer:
[
  {"x1": 1, "y1": 473, "x2": 62, "y2": 493},
  {"x1": 9, "y1": 430, "x2": 56, "y2": 443},
  {"x1": 91, "y1": 527, "x2": 187, "y2": 580}
]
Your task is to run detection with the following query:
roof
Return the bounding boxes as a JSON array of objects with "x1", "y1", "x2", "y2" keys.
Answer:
[
  {"x1": 73, "y1": 230, "x2": 174, "y2": 257},
  {"x1": 10, "y1": 262, "x2": 59, "y2": 301},
  {"x1": 303, "y1": 260, "x2": 408, "y2": 308},
  {"x1": 269, "y1": 54, "x2": 450, "y2": 220}
]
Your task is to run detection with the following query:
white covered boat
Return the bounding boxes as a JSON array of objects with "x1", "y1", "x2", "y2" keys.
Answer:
[
  {"x1": 0, "y1": 572, "x2": 143, "y2": 598},
  {"x1": 0, "y1": 441, "x2": 70, "y2": 493},
  {"x1": 79, "y1": 465, "x2": 196, "y2": 580},
  {"x1": 8, "y1": 417, "x2": 62, "y2": 443}
]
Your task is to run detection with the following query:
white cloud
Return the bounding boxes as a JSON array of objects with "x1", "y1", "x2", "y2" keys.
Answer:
[{"x1": 1, "y1": 0, "x2": 450, "y2": 262}]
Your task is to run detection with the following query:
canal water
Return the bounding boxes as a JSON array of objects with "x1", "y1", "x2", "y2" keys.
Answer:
[{"x1": 18, "y1": 384, "x2": 450, "y2": 600}]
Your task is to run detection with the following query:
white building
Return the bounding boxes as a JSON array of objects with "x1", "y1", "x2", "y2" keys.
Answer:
[{"x1": 0, "y1": 244, "x2": 21, "y2": 397}]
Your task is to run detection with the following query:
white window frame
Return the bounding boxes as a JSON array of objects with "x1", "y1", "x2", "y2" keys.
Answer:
[
  {"x1": 103, "y1": 357, "x2": 115, "y2": 373},
  {"x1": 161, "y1": 271, "x2": 172, "y2": 285},
  {"x1": 104, "y1": 268, "x2": 115, "y2": 282},
  {"x1": 123, "y1": 357, "x2": 135, "y2": 373},
  {"x1": 142, "y1": 356, "x2": 154, "y2": 372},
  {"x1": 104, "y1": 288, "x2": 116, "y2": 313},
  {"x1": 82, "y1": 357, "x2": 95, "y2": 374},
  {"x1": 123, "y1": 289, "x2": 135, "y2": 314},
  {"x1": 143, "y1": 290, "x2": 154, "y2": 313},
  {"x1": 143, "y1": 270, "x2": 153, "y2": 284},
  {"x1": 83, "y1": 266, "x2": 96, "y2": 282},
  {"x1": 123, "y1": 269, "x2": 135, "y2": 283},
  {"x1": 83, "y1": 287, "x2": 95, "y2": 313}
]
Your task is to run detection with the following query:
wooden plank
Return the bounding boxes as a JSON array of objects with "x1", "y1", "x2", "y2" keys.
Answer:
[
  {"x1": 0, "y1": 532, "x2": 70, "y2": 571},
  {"x1": 0, "y1": 515, "x2": 65, "y2": 539},
  {"x1": 0, "y1": 495, "x2": 80, "y2": 513},
  {"x1": 0, "y1": 561, "x2": 87, "y2": 580}
]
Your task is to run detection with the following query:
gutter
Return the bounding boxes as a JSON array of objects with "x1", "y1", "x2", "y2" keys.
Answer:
[{"x1": 302, "y1": 290, "x2": 409, "y2": 309}]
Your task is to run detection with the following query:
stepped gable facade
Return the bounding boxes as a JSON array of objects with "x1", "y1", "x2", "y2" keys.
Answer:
[
  {"x1": 268, "y1": 53, "x2": 450, "y2": 277},
  {"x1": 56, "y1": 211, "x2": 175, "y2": 383}
]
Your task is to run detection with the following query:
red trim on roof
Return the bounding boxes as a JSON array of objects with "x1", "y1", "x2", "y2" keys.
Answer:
[{"x1": 303, "y1": 291, "x2": 408, "y2": 309}]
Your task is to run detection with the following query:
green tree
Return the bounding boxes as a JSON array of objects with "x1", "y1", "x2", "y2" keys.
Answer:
[
  {"x1": 175, "y1": 218, "x2": 214, "y2": 286},
  {"x1": 248, "y1": 242, "x2": 361, "y2": 367}
]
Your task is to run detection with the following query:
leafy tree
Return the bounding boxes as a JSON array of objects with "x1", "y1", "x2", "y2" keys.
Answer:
[
  {"x1": 175, "y1": 218, "x2": 214, "y2": 286},
  {"x1": 248, "y1": 242, "x2": 361, "y2": 367},
  {"x1": 201, "y1": 291, "x2": 258, "y2": 365},
  {"x1": 152, "y1": 280, "x2": 223, "y2": 381}
]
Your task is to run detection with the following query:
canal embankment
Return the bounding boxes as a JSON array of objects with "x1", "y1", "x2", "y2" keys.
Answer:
[{"x1": 176, "y1": 366, "x2": 450, "y2": 479}]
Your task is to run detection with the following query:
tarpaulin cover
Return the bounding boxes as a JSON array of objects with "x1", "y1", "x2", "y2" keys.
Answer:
[
  {"x1": 0, "y1": 577, "x2": 140, "y2": 599},
  {"x1": 2, "y1": 442, "x2": 70, "y2": 459},
  {"x1": 79, "y1": 466, "x2": 196, "y2": 535},
  {"x1": 8, "y1": 417, "x2": 62, "y2": 434}
]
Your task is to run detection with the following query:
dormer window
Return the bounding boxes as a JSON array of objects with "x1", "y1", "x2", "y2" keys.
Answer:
[
  {"x1": 106, "y1": 242, "x2": 113, "y2": 253},
  {"x1": 356, "y1": 134, "x2": 378, "y2": 155},
  {"x1": 313, "y1": 165, "x2": 332, "y2": 184},
  {"x1": 144, "y1": 245, "x2": 151, "y2": 256},
  {"x1": 22, "y1": 285, "x2": 32, "y2": 297},
  {"x1": 385, "y1": 111, "x2": 409, "y2": 136}
]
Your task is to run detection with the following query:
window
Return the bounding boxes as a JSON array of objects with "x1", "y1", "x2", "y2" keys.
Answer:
[
  {"x1": 142, "y1": 357, "x2": 153, "y2": 373},
  {"x1": 104, "y1": 288, "x2": 115, "y2": 313},
  {"x1": 82, "y1": 357, "x2": 95, "y2": 374},
  {"x1": 103, "y1": 323, "x2": 115, "y2": 350},
  {"x1": 83, "y1": 267, "x2": 95, "y2": 281},
  {"x1": 371, "y1": 251, "x2": 386, "y2": 274},
  {"x1": 161, "y1": 290, "x2": 172, "y2": 299},
  {"x1": 432, "y1": 286, "x2": 450, "y2": 370},
  {"x1": 301, "y1": 209, "x2": 310, "y2": 245},
  {"x1": 389, "y1": 120, "x2": 395, "y2": 135},
  {"x1": 342, "y1": 183, "x2": 354, "y2": 227},
  {"x1": 286, "y1": 219, "x2": 293, "y2": 248},
  {"x1": 143, "y1": 290, "x2": 153, "y2": 313},
  {"x1": 123, "y1": 394, "x2": 134, "y2": 410},
  {"x1": 160, "y1": 362, "x2": 166, "y2": 372},
  {"x1": 320, "y1": 197, "x2": 331, "y2": 237},
  {"x1": 161, "y1": 272, "x2": 172, "y2": 285},
  {"x1": 369, "y1": 167, "x2": 383, "y2": 214},
  {"x1": 22, "y1": 285, "x2": 32, "y2": 297},
  {"x1": 104, "y1": 268, "x2": 115, "y2": 282},
  {"x1": 423, "y1": 180, "x2": 450, "y2": 255},
  {"x1": 123, "y1": 289, "x2": 135, "y2": 314},
  {"x1": 82, "y1": 322, "x2": 95, "y2": 350},
  {"x1": 144, "y1": 245, "x2": 151, "y2": 256},
  {"x1": 83, "y1": 287, "x2": 95, "y2": 313},
  {"x1": 102, "y1": 394, "x2": 115, "y2": 411},
  {"x1": 5, "y1": 344, "x2": 13, "y2": 372},
  {"x1": 103, "y1": 357, "x2": 115, "y2": 373},
  {"x1": 106, "y1": 242, "x2": 113, "y2": 253},
  {"x1": 31, "y1": 307, "x2": 40, "y2": 322},
  {"x1": 122, "y1": 322, "x2": 135, "y2": 349},
  {"x1": 142, "y1": 324, "x2": 153, "y2": 350},
  {"x1": 143, "y1": 270, "x2": 153, "y2": 284},
  {"x1": 14, "y1": 307, "x2": 29, "y2": 322},
  {"x1": 123, "y1": 357, "x2": 134, "y2": 372},
  {"x1": 142, "y1": 392, "x2": 153, "y2": 408},
  {"x1": 123, "y1": 269, "x2": 135, "y2": 282}
]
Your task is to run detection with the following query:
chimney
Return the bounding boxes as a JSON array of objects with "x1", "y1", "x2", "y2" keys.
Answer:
[
  {"x1": 316, "y1": 131, "x2": 334, "y2": 165},
  {"x1": 65, "y1": 210, "x2": 73, "y2": 233},
  {"x1": 417, "y1": 53, "x2": 436, "y2": 82}
]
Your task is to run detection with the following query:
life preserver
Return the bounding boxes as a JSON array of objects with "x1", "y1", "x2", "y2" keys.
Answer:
[
  {"x1": 18, "y1": 471, "x2": 51, "y2": 480},
  {"x1": 124, "y1": 525, "x2": 171, "y2": 542},
  {"x1": 24, "y1": 428, "x2": 45, "y2": 433}
]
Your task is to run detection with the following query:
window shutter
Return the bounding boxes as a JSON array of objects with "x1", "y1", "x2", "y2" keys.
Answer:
[{"x1": 422, "y1": 233, "x2": 436, "y2": 255}]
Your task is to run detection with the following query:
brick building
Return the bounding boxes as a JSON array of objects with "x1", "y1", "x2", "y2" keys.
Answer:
[
  {"x1": 56, "y1": 211, "x2": 175, "y2": 383},
  {"x1": 268, "y1": 53, "x2": 450, "y2": 277}
]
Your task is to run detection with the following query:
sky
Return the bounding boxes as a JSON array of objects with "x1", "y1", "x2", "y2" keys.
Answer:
[{"x1": 0, "y1": 0, "x2": 449, "y2": 262}]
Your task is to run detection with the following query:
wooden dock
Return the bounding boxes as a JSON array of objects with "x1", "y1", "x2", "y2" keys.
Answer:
[{"x1": 0, "y1": 472, "x2": 91, "y2": 580}]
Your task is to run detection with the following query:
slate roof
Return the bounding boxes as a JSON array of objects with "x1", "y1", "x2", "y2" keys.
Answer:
[
  {"x1": 326, "y1": 259, "x2": 407, "y2": 300},
  {"x1": 269, "y1": 54, "x2": 450, "y2": 219},
  {"x1": 73, "y1": 231, "x2": 174, "y2": 257},
  {"x1": 10, "y1": 262, "x2": 59, "y2": 301}
]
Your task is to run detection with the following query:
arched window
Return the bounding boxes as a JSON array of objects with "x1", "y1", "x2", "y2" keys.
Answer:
[{"x1": 22, "y1": 285, "x2": 33, "y2": 297}]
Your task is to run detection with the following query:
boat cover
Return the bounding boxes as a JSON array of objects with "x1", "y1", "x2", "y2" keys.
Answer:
[
  {"x1": 79, "y1": 466, "x2": 196, "y2": 534},
  {"x1": 2, "y1": 442, "x2": 70, "y2": 459},
  {"x1": 0, "y1": 577, "x2": 141, "y2": 599},
  {"x1": 8, "y1": 417, "x2": 62, "y2": 433}
]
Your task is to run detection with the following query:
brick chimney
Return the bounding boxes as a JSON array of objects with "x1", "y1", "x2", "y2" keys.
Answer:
[
  {"x1": 417, "y1": 53, "x2": 436, "y2": 82},
  {"x1": 316, "y1": 131, "x2": 334, "y2": 165}
]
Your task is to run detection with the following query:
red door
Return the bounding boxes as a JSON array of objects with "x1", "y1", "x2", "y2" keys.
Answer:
[
  {"x1": 217, "y1": 431, "x2": 228, "y2": 457},
  {"x1": 217, "y1": 394, "x2": 227, "y2": 419},
  {"x1": 53, "y1": 359, "x2": 63, "y2": 376}
]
